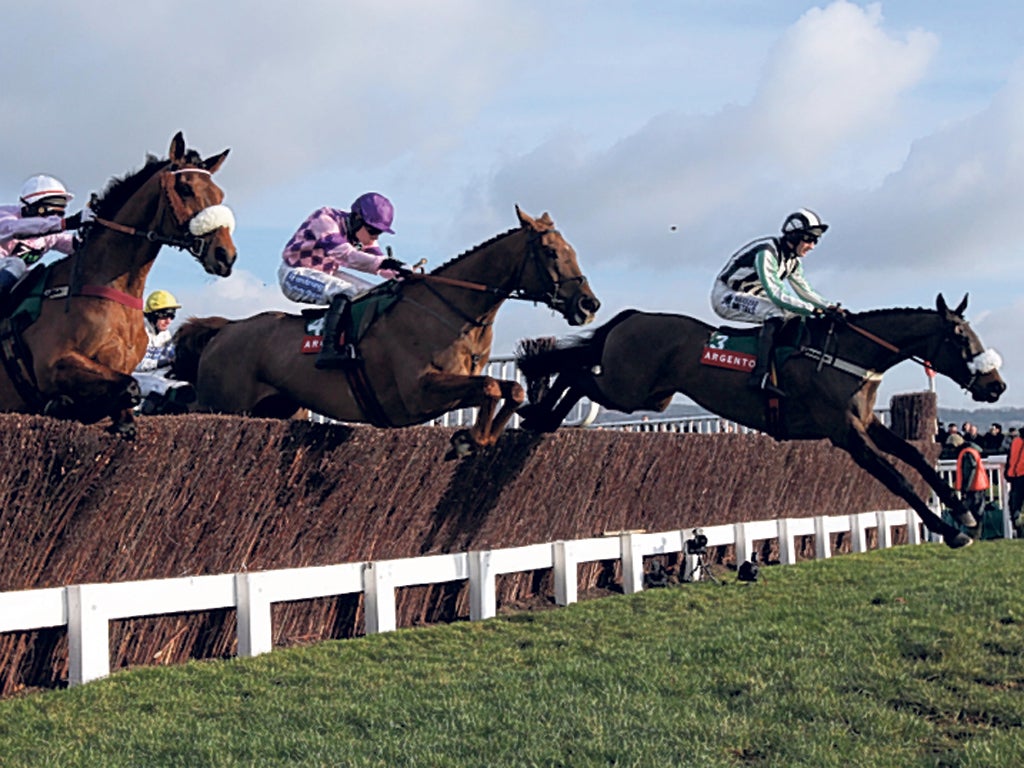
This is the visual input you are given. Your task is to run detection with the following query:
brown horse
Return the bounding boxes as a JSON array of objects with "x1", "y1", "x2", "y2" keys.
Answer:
[
  {"x1": 515, "y1": 295, "x2": 1006, "y2": 548},
  {"x1": 173, "y1": 207, "x2": 599, "y2": 457},
  {"x1": 0, "y1": 132, "x2": 236, "y2": 438}
]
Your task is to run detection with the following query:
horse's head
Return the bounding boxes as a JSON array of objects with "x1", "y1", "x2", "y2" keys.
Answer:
[
  {"x1": 158, "y1": 131, "x2": 237, "y2": 277},
  {"x1": 932, "y1": 294, "x2": 1006, "y2": 403},
  {"x1": 515, "y1": 206, "x2": 600, "y2": 326}
]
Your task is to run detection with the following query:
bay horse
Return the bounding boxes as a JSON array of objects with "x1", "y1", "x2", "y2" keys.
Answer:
[
  {"x1": 173, "y1": 207, "x2": 600, "y2": 458},
  {"x1": 0, "y1": 132, "x2": 236, "y2": 438},
  {"x1": 515, "y1": 295, "x2": 1006, "y2": 548}
]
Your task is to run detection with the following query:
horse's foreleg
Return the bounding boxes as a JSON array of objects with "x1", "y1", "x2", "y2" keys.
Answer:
[
  {"x1": 488, "y1": 379, "x2": 526, "y2": 441},
  {"x1": 48, "y1": 353, "x2": 141, "y2": 436},
  {"x1": 421, "y1": 372, "x2": 503, "y2": 457},
  {"x1": 838, "y1": 427, "x2": 971, "y2": 548},
  {"x1": 866, "y1": 420, "x2": 976, "y2": 529}
]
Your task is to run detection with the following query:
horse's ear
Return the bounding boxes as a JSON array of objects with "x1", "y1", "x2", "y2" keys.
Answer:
[
  {"x1": 516, "y1": 205, "x2": 534, "y2": 228},
  {"x1": 537, "y1": 212, "x2": 554, "y2": 229},
  {"x1": 169, "y1": 132, "x2": 186, "y2": 165},
  {"x1": 936, "y1": 294, "x2": 949, "y2": 315},
  {"x1": 954, "y1": 293, "x2": 969, "y2": 315},
  {"x1": 202, "y1": 148, "x2": 230, "y2": 174}
]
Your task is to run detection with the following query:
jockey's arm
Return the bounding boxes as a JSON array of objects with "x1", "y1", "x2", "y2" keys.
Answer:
[
  {"x1": 0, "y1": 212, "x2": 64, "y2": 242},
  {"x1": 754, "y1": 246, "x2": 819, "y2": 316},
  {"x1": 787, "y1": 262, "x2": 831, "y2": 311}
]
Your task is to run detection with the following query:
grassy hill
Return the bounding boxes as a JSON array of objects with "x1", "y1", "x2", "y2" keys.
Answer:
[{"x1": 0, "y1": 542, "x2": 1021, "y2": 767}]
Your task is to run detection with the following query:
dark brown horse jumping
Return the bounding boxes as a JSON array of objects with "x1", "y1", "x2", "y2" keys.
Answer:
[
  {"x1": 0, "y1": 132, "x2": 236, "y2": 438},
  {"x1": 173, "y1": 207, "x2": 599, "y2": 457},
  {"x1": 516, "y1": 295, "x2": 1006, "y2": 547}
]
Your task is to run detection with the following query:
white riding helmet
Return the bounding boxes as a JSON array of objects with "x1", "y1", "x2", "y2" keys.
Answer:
[
  {"x1": 782, "y1": 208, "x2": 828, "y2": 238},
  {"x1": 19, "y1": 174, "x2": 74, "y2": 206}
]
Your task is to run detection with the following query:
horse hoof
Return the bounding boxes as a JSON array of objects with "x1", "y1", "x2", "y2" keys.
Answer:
[{"x1": 943, "y1": 532, "x2": 973, "y2": 549}]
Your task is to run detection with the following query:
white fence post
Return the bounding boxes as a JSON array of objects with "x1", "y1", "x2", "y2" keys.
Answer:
[
  {"x1": 235, "y1": 573, "x2": 273, "y2": 658},
  {"x1": 777, "y1": 519, "x2": 796, "y2": 565},
  {"x1": 905, "y1": 510, "x2": 922, "y2": 545},
  {"x1": 364, "y1": 561, "x2": 395, "y2": 634},
  {"x1": 620, "y1": 533, "x2": 644, "y2": 595},
  {"x1": 553, "y1": 541, "x2": 577, "y2": 606},
  {"x1": 468, "y1": 550, "x2": 496, "y2": 621},
  {"x1": 850, "y1": 513, "x2": 869, "y2": 553},
  {"x1": 734, "y1": 523, "x2": 750, "y2": 567},
  {"x1": 814, "y1": 515, "x2": 832, "y2": 559},
  {"x1": 875, "y1": 511, "x2": 893, "y2": 549},
  {"x1": 66, "y1": 585, "x2": 109, "y2": 687}
]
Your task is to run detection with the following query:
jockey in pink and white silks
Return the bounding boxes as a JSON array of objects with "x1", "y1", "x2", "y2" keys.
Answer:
[
  {"x1": 711, "y1": 208, "x2": 835, "y2": 397},
  {"x1": 277, "y1": 191, "x2": 412, "y2": 368},
  {"x1": 0, "y1": 175, "x2": 95, "y2": 296}
]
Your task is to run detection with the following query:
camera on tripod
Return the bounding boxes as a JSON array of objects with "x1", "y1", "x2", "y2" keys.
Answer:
[{"x1": 685, "y1": 528, "x2": 708, "y2": 556}]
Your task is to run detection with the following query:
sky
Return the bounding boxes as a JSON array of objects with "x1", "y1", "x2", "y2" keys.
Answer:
[{"x1": 3, "y1": 1, "x2": 1022, "y2": 412}]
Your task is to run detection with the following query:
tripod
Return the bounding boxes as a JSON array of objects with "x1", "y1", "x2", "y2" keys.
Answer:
[{"x1": 684, "y1": 550, "x2": 720, "y2": 584}]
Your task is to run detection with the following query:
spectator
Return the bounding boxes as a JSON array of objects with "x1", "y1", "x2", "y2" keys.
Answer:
[
  {"x1": 941, "y1": 424, "x2": 964, "y2": 460},
  {"x1": 1005, "y1": 429, "x2": 1024, "y2": 536},
  {"x1": 954, "y1": 439, "x2": 989, "y2": 529},
  {"x1": 980, "y1": 423, "x2": 1005, "y2": 455},
  {"x1": 1002, "y1": 426, "x2": 1019, "y2": 455}
]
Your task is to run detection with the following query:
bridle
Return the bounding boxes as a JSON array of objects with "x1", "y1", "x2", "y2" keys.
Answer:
[
  {"x1": 408, "y1": 227, "x2": 586, "y2": 319},
  {"x1": 88, "y1": 168, "x2": 233, "y2": 260},
  {"x1": 811, "y1": 312, "x2": 999, "y2": 390}
]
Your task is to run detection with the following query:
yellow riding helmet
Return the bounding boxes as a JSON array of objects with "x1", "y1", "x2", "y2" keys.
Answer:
[{"x1": 144, "y1": 290, "x2": 181, "y2": 314}]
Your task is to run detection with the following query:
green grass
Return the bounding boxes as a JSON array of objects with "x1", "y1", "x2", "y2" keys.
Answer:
[{"x1": 1, "y1": 542, "x2": 1022, "y2": 767}]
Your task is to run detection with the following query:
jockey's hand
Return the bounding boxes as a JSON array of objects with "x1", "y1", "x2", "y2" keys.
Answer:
[
  {"x1": 62, "y1": 207, "x2": 96, "y2": 231},
  {"x1": 821, "y1": 304, "x2": 847, "y2": 323},
  {"x1": 380, "y1": 257, "x2": 413, "y2": 277}
]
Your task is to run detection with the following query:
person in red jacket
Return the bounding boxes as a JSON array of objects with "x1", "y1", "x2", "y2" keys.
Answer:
[
  {"x1": 1005, "y1": 430, "x2": 1024, "y2": 535},
  {"x1": 955, "y1": 440, "x2": 990, "y2": 531}
]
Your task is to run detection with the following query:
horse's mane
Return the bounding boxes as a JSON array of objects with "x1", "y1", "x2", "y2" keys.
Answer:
[
  {"x1": 848, "y1": 305, "x2": 934, "y2": 320},
  {"x1": 88, "y1": 155, "x2": 167, "y2": 220},
  {"x1": 429, "y1": 226, "x2": 519, "y2": 273}
]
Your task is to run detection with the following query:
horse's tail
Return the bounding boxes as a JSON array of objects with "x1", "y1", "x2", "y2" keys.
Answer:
[
  {"x1": 172, "y1": 316, "x2": 231, "y2": 383},
  {"x1": 515, "y1": 309, "x2": 640, "y2": 404}
]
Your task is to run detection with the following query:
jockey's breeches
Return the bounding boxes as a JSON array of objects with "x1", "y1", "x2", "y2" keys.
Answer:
[
  {"x1": 711, "y1": 282, "x2": 791, "y2": 323},
  {"x1": 278, "y1": 263, "x2": 375, "y2": 305}
]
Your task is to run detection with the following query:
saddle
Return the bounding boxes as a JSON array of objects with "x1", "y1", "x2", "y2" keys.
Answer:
[{"x1": 300, "y1": 282, "x2": 403, "y2": 358}]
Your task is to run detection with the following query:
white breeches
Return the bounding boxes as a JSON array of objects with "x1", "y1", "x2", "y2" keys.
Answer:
[
  {"x1": 277, "y1": 263, "x2": 375, "y2": 305},
  {"x1": 711, "y1": 282, "x2": 791, "y2": 323},
  {"x1": 134, "y1": 370, "x2": 191, "y2": 399}
]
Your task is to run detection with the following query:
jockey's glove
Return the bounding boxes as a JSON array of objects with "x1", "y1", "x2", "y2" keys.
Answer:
[
  {"x1": 62, "y1": 207, "x2": 96, "y2": 231},
  {"x1": 380, "y1": 257, "x2": 413, "y2": 277},
  {"x1": 820, "y1": 304, "x2": 847, "y2": 323}
]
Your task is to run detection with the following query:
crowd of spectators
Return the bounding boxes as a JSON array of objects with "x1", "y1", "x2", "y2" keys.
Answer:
[{"x1": 936, "y1": 421, "x2": 1018, "y2": 459}]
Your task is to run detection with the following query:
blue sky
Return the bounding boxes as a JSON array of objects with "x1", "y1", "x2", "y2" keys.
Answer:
[{"x1": 3, "y1": 1, "x2": 1022, "y2": 411}]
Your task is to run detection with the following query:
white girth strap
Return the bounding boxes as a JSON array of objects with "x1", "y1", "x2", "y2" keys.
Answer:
[{"x1": 799, "y1": 346, "x2": 883, "y2": 382}]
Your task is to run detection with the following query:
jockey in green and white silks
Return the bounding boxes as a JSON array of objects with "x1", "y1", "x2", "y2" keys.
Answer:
[{"x1": 711, "y1": 209, "x2": 834, "y2": 397}]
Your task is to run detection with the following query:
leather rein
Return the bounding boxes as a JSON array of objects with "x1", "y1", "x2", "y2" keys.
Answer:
[{"x1": 402, "y1": 229, "x2": 584, "y2": 328}]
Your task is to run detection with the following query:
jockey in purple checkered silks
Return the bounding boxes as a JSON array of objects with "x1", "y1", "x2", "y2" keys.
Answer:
[
  {"x1": 711, "y1": 208, "x2": 841, "y2": 398},
  {"x1": 277, "y1": 192, "x2": 412, "y2": 368}
]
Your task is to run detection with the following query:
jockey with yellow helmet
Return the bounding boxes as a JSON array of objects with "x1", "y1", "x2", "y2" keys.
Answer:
[
  {"x1": 277, "y1": 192, "x2": 412, "y2": 368},
  {"x1": 711, "y1": 208, "x2": 839, "y2": 397},
  {"x1": 0, "y1": 175, "x2": 96, "y2": 295},
  {"x1": 133, "y1": 289, "x2": 195, "y2": 414}
]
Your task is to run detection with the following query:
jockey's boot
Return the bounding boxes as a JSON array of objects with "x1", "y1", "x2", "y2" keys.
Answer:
[
  {"x1": 0, "y1": 268, "x2": 19, "y2": 295},
  {"x1": 315, "y1": 294, "x2": 356, "y2": 370},
  {"x1": 747, "y1": 318, "x2": 787, "y2": 398}
]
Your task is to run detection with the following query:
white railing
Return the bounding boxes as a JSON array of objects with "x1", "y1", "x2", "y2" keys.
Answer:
[{"x1": 3, "y1": 505, "x2": 993, "y2": 690}]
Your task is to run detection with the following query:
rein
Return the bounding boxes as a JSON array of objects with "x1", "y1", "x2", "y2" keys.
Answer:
[{"x1": 89, "y1": 215, "x2": 211, "y2": 258}]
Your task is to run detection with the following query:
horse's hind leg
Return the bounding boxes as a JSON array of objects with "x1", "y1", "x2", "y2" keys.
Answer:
[
  {"x1": 519, "y1": 372, "x2": 584, "y2": 432},
  {"x1": 866, "y1": 420, "x2": 978, "y2": 530},
  {"x1": 839, "y1": 427, "x2": 971, "y2": 548}
]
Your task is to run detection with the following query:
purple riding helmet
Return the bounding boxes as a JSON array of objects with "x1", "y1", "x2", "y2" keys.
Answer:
[{"x1": 351, "y1": 192, "x2": 395, "y2": 234}]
